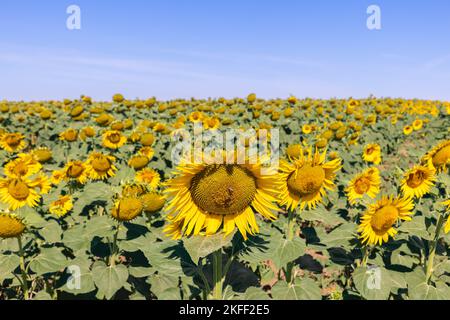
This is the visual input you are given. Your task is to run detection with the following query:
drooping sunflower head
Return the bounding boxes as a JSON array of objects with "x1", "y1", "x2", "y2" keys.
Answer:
[
  {"x1": 121, "y1": 182, "x2": 149, "y2": 198},
  {"x1": 346, "y1": 167, "x2": 381, "y2": 205},
  {"x1": 128, "y1": 155, "x2": 149, "y2": 170},
  {"x1": 4, "y1": 153, "x2": 42, "y2": 178},
  {"x1": 0, "y1": 177, "x2": 41, "y2": 210},
  {"x1": 400, "y1": 165, "x2": 436, "y2": 199},
  {"x1": 358, "y1": 195, "x2": 414, "y2": 246},
  {"x1": 422, "y1": 140, "x2": 450, "y2": 173},
  {"x1": 163, "y1": 155, "x2": 282, "y2": 240},
  {"x1": 102, "y1": 130, "x2": 127, "y2": 149},
  {"x1": 140, "y1": 192, "x2": 166, "y2": 215},
  {"x1": 31, "y1": 147, "x2": 53, "y2": 163},
  {"x1": 63, "y1": 160, "x2": 89, "y2": 184},
  {"x1": 0, "y1": 213, "x2": 26, "y2": 238},
  {"x1": 279, "y1": 147, "x2": 342, "y2": 210},
  {"x1": 135, "y1": 168, "x2": 161, "y2": 189},
  {"x1": 49, "y1": 195, "x2": 73, "y2": 217},
  {"x1": 111, "y1": 197, "x2": 143, "y2": 222},
  {"x1": 362, "y1": 143, "x2": 382, "y2": 164},
  {"x1": 86, "y1": 152, "x2": 117, "y2": 180},
  {"x1": 0, "y1": 133, "x2": 26, "y2": 153},
  {"x1": 59, "y1": 128, "x2": 78, "y2": 142}
]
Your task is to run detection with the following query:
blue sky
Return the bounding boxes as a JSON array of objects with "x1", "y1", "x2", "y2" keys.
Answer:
[{"x1": 1, "y1": 0, "x2": 450, "y2": 101}]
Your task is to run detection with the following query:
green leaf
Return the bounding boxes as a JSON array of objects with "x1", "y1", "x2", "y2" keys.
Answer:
[
  {"x1": 241, "y1": 286, "x2": 270, "y2": 300},
  {"x1": 271, "y1": 278, "x2": 321, "y2": 300},
  {"x1": 92, "y1": 261, "x2": 129, "y2": 299},
  {"x1": 398, "y1": 216, "x2": 432, "y2": 240},
  {"x1": 272, "y1": 237, "x2": 306, "y2": 269},
  {"x1": 148, "y1": 273, "x2": 181, "y2": 300},
  {"x1": 353, "y1": 266, "x2": 392, "y2": 300},
  {"x1": 0, "y1": 254, "x2": 20, "y2": 280},
  {"x1": 29, "y1": 247, "x2": 68, "y2": 275},
  {"x1": 183, "y1": 232, "x2": 234, "y2": 265},
  {"x1": 300, "y1": 205, "x2": 346, "y2": 227},
  {"x1": 321, "y1": 223, "x2": 356, "y2": 249},
  {"x1": 60, "y1": 257, "x2": 96, "y2": 295},
  {"x1": 38, "y1": 220, "x2": 63, "y2": 244}
]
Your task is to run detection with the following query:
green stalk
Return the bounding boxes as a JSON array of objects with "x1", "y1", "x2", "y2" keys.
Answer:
[
  {"x1": 286, "y1": 209, "x2": 296, "y2": 241},
  {"x1": 212, "y1": 249, "x2": 223, "y2": 300},
  {"x1": 17, "y1": 237, "x2": 29, "y2": 300},
  {"x1": 361, "y1": 246, "x2": 371, "y2": 267},
  {"x1": 109, "y1": 221, "x2": 121, "y2": 266},
  {"x1": 425, "y1": 214, "x2": 446, "y2": 283}
]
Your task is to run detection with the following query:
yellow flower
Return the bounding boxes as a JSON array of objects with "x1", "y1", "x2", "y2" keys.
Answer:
[
  {"x1": 138, "y1": 146, "x2": 155, "y2": 159},
  {"x1": 358, "y1": 195, "x2": 414, "y2": 246},
  {"x1": 102, "y1": 130, "x2": 127, "y2": 149},
  {"x1": 140, "y1": 133, "x2": 155, "y2": 146},
  {"x1": 443, "y1": 200, "x2": 450, "y2": 234},
  {"x1": 31, "y1": 147, "x2": 52, "y2": 163},
  {"x1": 85, "y1": 152, "x2": 117, "y2": 180},
  {"x1": 302, "y1": 124, "x2": 313, "y2": 134},
  {"x1": 63, "y1": 161, "x2": 89, "y2": 184},
  {"x1": 203, "y1": 117, "x2": 220, "y2": 130},
  {"x1": 189, "y1": 111, "x2": 204, "y2": 123},
  {"x1": 113, "y1": 93, "x2": 125, "y2": 103},
  {"x1": 4, "y1": 153, "x2": 42, "y2": 178},
  {"x1": 140, "y1": 192, "x2": 166, "y2": 215},
  {"x1": 128, "y1": 155, "x2": 149, "y2": 170},
  {"x1": 163, "y1": 153, "x2": 282, "y2": 240},
  {"x1": 111, "y1": 197, "x2": 143, "y2": 222},
  {"x1": 422, "y1": 140, "x2": 450, "y2": 173},
  {"x1": 412, "y1": 119, "x2": 423, "y2": 131},
  {"x1": 0, "y1": 214, "x2": 26, "y2": 238},
  {"x1": 51, "y1": 170, "x2": 65, "y2": 185},
  {"x1": 49, "y1": 195, "x2": 73, "y2": 217},
  {"x1": 0, "y1": 177, "x2": 41, "y2": 210},
  {"x1": 346, "y1": 167, "x2": 381, "y2": 205},
  {"x1": 59, "y1": 128, "x2": 78, "y2": 142},
  {"x1": 135, "y1": 168, "x2": 160, "y2": 189},
  {"x1": 400, "y1": 165, "x2": 436, "y2": 199},
  {"x1": 0, "y1": 133, "x2": 26, "y2": 153},
  {"x1": 286, "y1": 144, "x2": 302, "y2": 160},
  {"x1": 403, "y1": 125, "x2": 413, "y2": 135},
  {"x1": 279, "y1": 147, "x2": 341, "y2": 210},
  {"x1": 363, "y1": 144, "x2": 382, "y2": 165},
  {"x1": 30, "y1": 174, "x2": 51, "y2": 194}
]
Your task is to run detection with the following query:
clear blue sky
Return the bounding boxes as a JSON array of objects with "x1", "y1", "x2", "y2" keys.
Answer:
[{"x1": 1, "y1": 0, "x2": 450, "y2": 101}]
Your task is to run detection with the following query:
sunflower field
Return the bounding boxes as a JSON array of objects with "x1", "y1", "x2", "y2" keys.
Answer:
[{"x1": 0, "y1": 95, "x2": 450, "y2": 300}]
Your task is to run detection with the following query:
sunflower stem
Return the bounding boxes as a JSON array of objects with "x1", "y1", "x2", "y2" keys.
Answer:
[
  {"x1": 286, "y1": 209, "x2": 296, "y2": 241},
  {"x1": 425, "y1": 213, "x2": 445, "y2": 284},
  {"x1": 212, "y1": 249, "x2": 223, "y2": 300},
  {"x1": 17, "y1": 236, "x2": 29, "y2": 300},
  {"x1": 109, "y1": 221, "x2": 121, "y2": 266},
  {"x1": 361, "y1": 246, "x2": 371, "y2": 267}
]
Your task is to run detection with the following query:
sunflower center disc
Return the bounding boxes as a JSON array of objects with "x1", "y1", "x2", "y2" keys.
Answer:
[
  {"x1": 190, "y1": 164, "x2": 257, "y2": 215},
  {"x1": 433, "y1": 145, "x2": 450, "y2": 167},
  {"x1": 92, "y1": 157, "x2": 111, "y2": 172},
  {"x1": 13, "y1": 162, "x2": 29, "y2": 176},
  {"x1": 109, "y1": 133, "x2": 121, "y2": 143},
  {"x1": 371, "y1": 205, "x2": 399, "y2": 234},
  {"x1": 8, "y1": 179, "x2": 30, "y2": 200},
  {"x1": 407, "y1": 170, "x2": 425, "y2": 188},
  {"x1": 354, "y1": 177, "x2": 371, "y2": 194},
  {"x1": 6, "y1": 135, "x2": 20, "y2": 147},
  {"x1": 67, "y1": 163, "x2": 84, "y2": 178},
  {"x1": 287, "y1": 165, "x2": 325, "y2": 197}
]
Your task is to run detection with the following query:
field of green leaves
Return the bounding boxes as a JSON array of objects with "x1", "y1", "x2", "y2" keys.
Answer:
[{"x1": 0, "y1": 95, "x2": 449, "y2": 300}]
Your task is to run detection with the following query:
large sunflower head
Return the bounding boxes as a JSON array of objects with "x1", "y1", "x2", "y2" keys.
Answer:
[
  {"x1": 0, "y1": 177, "x2": 41, "y2": 210},
  {"x1": 0, "y1": 133, "x2": 26, "y2": 153},
  {"x1": 362, "y1": 144, "x2": 382, "y2": 164},
  {"x1": 358, "y1": 195, "x2": 414, "y2": 246},
  {"x1": 400, "y1": 165, "x2": 436, "y2": 199},
  {"x1": 346, "y1": 167, "x2": 381, "y2": 205},
  {"x1": 4, "y1": 153, "x2": 42, "y2": 178},
  {"x1": 0, "y1": 213, "x2": 26, "y2": 238},
  {"x1": 102, "y1": 130, "x2": 127, "y2": 149},
  {"x1": 163, "y1": 154, "x2": 282, "y2": 240},
  {"x1": 279, "y1": 147, "x2": 341, "y2": 210},
  {"x1": 422, "y1": 140, "x2": 450, "y2": 173},
  {"x1": 86, "y1": 152, "x2": 117, "y2": 180},
  {"x1": 111, "y1": 197, "x2": 143, "y2": 222}
]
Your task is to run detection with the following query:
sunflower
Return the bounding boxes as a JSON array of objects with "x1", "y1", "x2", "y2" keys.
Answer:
[
  {"x1": 63, "y1": 160, "x2": 89, "y2": 184},
  {"x1": 422, "y1": 140, "x2": 450, "y2": 173},
  {"x1": 85, "y1": 152, "x2": 117, "y2": 180},
  {"x1": 51, "y1": 170, "x2": 65, "y2": 185},
  {"x1": 443, "y1": 200, "x2": 450, "y2": 234},
  {"x1": 362, "y1": 143, "x2": 382, "y2": 165},
  {"x1": 0, "y1": 133, "x2": 26, "y2": 153},
  {"x1": 358, "y1": 195, "x2": 414, "y2": 246},
  {"x1": 128, "y1": 155, "x2": 149, "y2": 170},
  {"x1": 302, "y1": 125, "x2": 313, "y2": 134},
  {"x1": 413, "y1": 119, "x2": 423, "y2": 131},
  {"x1": 286, "y1": 144, "x2": 302, "y2": 159},
  {"x1": 400, "y1": 165, "x2": 436, "y2": 199},
  {"x1": 0, "y1": 213, "x2": 26, "y2": 238},
  {"x1": 163, "y1": 154, "x2": 282, "y2": 240},
  {"x1": 49, "y1": 195, "x2": 73, "y2": 217},
  {"x1": 138, "y1": 146, "x2": 155, "y2": 159},
  {"x1": 403, "y1": 125, "x2": 413, "y2": 135},
  {"x1": 189, "y1": 111, "x2": 204, "y2": 123},
  {"x1": 4, "y1": 153, "x2": 42, "y2": 178},
  {"x1": 31, "y1": 147, "x2": 52, "y2": 163},
  {"x1": 203, "y1": 117, "x2": 220, "y2": 130},
  {"x1": 140, "y1": 192, "x2": 166, "y2": 215},
  {"x1": 0, "y1": 177, "x2": 41, "y2": 210},
  {"x1": 111, "y1": 197, "x2": 143, "y2": 222},
  {"x1": 135, "y1": 168, "x2": 160, "y2": 189},
  {"x1": 346, "y1": 167, "x2": 381, "y2": 205},
  {"x1": 279, "y1": 147, "x2": 341, "y2": 210},
  {"x1": 102, "y1": 130, "x2": 127, "y2": 149},
  {"x1": 59, "y1": 128, "x2": 78, "y2": 142}
]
